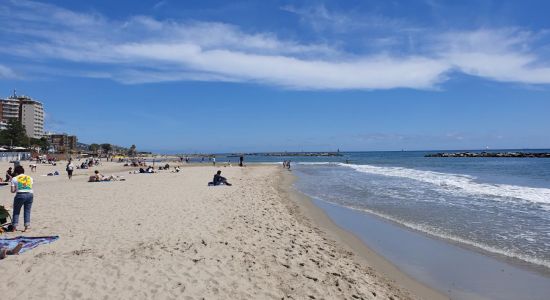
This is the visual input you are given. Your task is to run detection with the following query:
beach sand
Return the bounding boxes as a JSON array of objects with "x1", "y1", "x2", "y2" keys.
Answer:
[{"x1": 0, "y1": 162, "x2": 430, "y2": 299}]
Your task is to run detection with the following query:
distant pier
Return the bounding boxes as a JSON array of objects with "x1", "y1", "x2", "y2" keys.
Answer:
[{"x1": 425, "y1": 152, "x2": 550, "y2": 158}]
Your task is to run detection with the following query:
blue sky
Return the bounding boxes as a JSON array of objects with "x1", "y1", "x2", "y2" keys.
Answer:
[{"x1": 1, "y1": 0, "x2": 550, "y2": 152}]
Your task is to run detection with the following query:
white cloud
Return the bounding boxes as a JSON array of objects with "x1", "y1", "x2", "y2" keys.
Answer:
[
  {"x1": 0, "y1": 64, "x2": 17, "y2": 79},
  {"x1": 153, "y1": 1, "x2": 167, "y2": 10},
  {"x1": 1, "y1": 1, "x2": 550, "y2": 89},
  {"x1": 438, "y1": 29, "x2": 550, "y2": 84}
]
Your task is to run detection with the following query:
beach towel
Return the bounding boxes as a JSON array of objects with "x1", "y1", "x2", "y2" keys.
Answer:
[{"x1": 0, "y1": 236, "x2": 58, "y2": 254}]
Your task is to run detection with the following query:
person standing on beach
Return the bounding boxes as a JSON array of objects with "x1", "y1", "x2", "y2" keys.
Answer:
[
  {"x1": 10, "y1": 166, "x2": 34, "y2": 232},
  {"x1": 66, "y1": 160, "x2": 74, "y2": 180},
  {"x1": 212, "y1": 157, "x2": 216, "y2": 166},
  {"x1": 239, "y1": 155, "x2": 244, "y2": 167}
]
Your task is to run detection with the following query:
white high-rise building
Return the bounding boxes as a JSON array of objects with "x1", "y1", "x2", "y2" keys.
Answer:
[
  {"x1": 0, "y1": 91, "x2": 45, "y2": 139},
  {"x1": 20, "y1": 99, "x2": 45, "y2": 138},
  {"x1": 0, "y1": 98, "x2": 20, "y2": 120}
]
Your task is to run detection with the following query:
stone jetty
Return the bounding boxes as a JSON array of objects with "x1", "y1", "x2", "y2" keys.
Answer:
[{"x1": 425, "y1": 152, "x2": 550, "y2": 158}]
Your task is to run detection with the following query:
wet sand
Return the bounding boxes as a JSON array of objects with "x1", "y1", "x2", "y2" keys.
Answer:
[{"x1": 311, "y1": 198, "x2": 550, "y2": 300}]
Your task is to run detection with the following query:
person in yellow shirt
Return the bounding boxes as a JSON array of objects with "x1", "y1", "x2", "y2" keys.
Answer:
[{"x1": 10, "y1": 166, "x2": 34, "y2": 232}]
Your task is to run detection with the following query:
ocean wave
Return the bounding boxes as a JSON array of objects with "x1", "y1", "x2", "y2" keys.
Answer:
[
  {"x1": 337, "y1": 163, "x2": 550, "y2": 206},
  {"x1": 311, "y1": 196, "x2": 550, "y2": 270}
]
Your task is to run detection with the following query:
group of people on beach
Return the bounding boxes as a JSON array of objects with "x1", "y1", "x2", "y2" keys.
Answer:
[{"x1": 0, "y1": 155, "x2": 237, "y2": 259}]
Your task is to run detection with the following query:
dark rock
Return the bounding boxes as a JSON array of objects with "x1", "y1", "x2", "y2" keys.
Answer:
[{"x1": 425, "y1": 152, "x2": 550, "y2": 158}]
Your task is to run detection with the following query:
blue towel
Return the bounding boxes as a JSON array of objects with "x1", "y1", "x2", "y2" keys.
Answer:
[{"x1": 0, "y1": 236, "x2": 59, "y2": 254}]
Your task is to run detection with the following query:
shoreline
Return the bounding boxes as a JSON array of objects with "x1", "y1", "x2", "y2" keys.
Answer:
[
  {"x1": 285, "y1": 167, "x2": 550, "y2": 300},
  {"x1": 1, "y1": 163, "x2": 420, "y2": 299},
  {"x1": 277, "y1": 169, "x2": 447, "y2": 300}
]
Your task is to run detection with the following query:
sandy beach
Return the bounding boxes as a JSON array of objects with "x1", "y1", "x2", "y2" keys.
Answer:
[{"x1": 0, "y1": 161, "x2": 435, "y2": 299}]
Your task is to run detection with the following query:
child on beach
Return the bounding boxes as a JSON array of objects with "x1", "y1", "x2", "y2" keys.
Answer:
[{"x1": 10, "y1": 166, "x2": 34, "y2": 232}]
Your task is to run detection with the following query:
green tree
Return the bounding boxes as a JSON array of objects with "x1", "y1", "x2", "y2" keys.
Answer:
[
  {"x1": 40, "y1": 137, "x2": 51, "y2": 152},
  {"x1": 30, "y1": 137, "x2": 50, "y2": 152},
  {"x1": 0, "y1": 119, "x2": 28, "y2": 147},
  {"x1": 101, "y1": 143, "x2": 112, "y2": 154},
  {"x1": 89, "y1": 143, "x2": 100, "y2": 154},
  {"x1": 128, "y1": 144, "x2": 137, "y2": 157}
]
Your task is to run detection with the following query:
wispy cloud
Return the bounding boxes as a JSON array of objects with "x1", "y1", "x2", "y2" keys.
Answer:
[
  {"x1": 280, "y1": 4, "x2": 413, "y2": 34},
  {"x1": 153, "y1": 1, "x2": 167, "y2": 10},
  {"x1": 438, "y1": 29, "x2": 550, "y2": 84},
  {"x1": 1, "y1": 0, "x2": 550, "y2": 89},
  {"x1": 0, "y1": 64, "x2": 17, "y2": 79}
]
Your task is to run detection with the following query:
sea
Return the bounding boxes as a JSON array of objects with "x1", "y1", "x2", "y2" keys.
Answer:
[{"x1": 219, "y1": 150, "x2": 550, "y2": 273}]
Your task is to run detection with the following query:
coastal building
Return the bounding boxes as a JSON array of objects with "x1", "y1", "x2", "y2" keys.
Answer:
[
  {"x1": 0, "y1": 90, "x2": 45, "y2": 139},
  {"x1": 20, "y1": 98, "x2": 45, "y2": 138},
  {"x1": 46, "y1": 132, "x2": 78, "y2": 153},
  {"x1": 0, "y1": 98, "x2": 20, "y2": 121}
]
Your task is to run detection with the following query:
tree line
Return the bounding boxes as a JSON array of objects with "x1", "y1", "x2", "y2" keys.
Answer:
[
  {"x1": 0, "y1": 119, "x2": 49, "y2": 151},
  {"x1": 0, "y1": 118, "x2": 138, "y2": 156},
  {"x1": 87, "y1": 143, "x2": 137, "y2": 156}
]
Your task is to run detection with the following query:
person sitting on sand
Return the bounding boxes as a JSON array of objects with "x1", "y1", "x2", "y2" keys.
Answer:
[
  {"x1": 0, "y1": 242, "x2": 23, "y2": 260},
  {"x1": 211, "y1": 170, "x2": 232, "y2": 186},
  {"x1": 89, "y1": 170, "x2": 103, "y2": 182},
  {"x1": 5, "y1": 167, "x2": 13, "y2": 182}
]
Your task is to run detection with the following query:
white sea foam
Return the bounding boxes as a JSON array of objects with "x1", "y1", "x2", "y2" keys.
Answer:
[
  {"x1": 311, "y1": 196, "x2": 550, "y2": 270},
  {"x1": 337, "y1": 163, "x2": 550, "y2": 206}
]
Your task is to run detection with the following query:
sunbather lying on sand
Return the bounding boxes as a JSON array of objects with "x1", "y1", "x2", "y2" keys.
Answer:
[
  {"x1": 89, "y1": 171, "x2": 125, "y2": 182},
  {"x1": 89, "y1": 170, "x2": 103, "y2": 182},
  {"x1": 0, "y1": 242, "x2": 23, "y2": 259}
]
